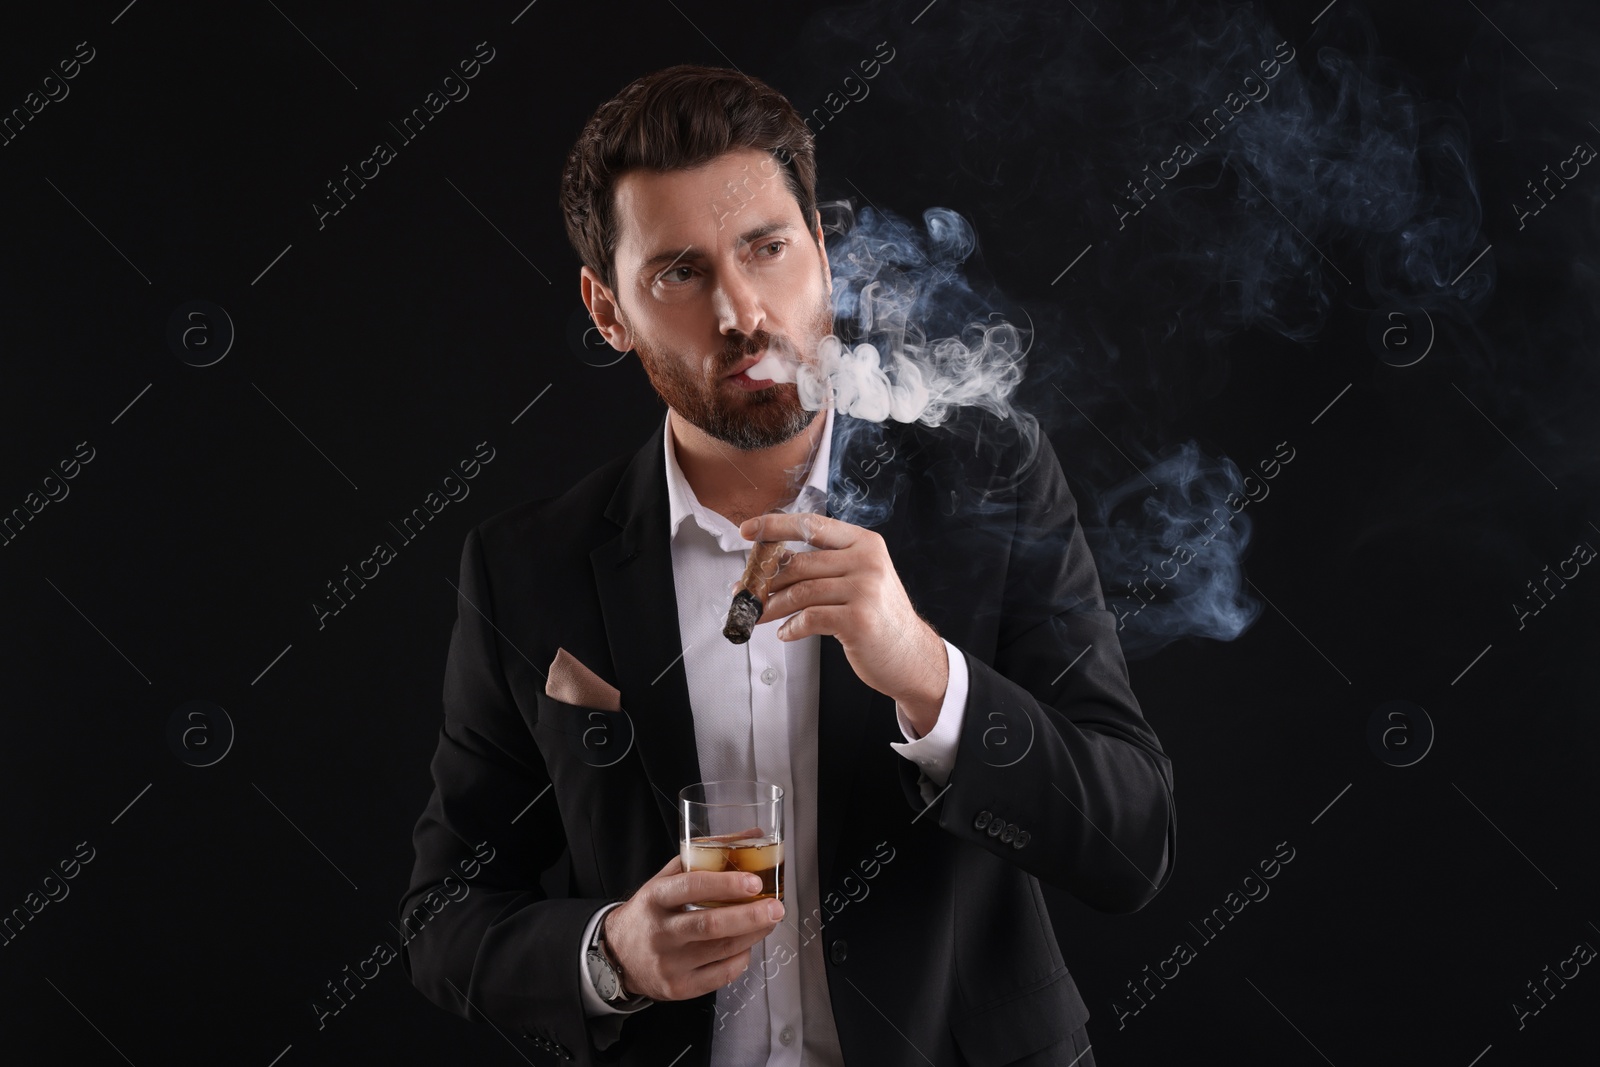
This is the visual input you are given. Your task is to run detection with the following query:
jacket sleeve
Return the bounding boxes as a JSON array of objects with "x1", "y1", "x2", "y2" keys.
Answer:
[
  {"x1": 398, "y1": 524, "x2": 633, "y2": 1061},
  {"x1": 895, "y1": 437, "x2": 1177, "y2": 913}
]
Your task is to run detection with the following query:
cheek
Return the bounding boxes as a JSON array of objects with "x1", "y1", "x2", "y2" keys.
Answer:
[
  {"x1": 810, "y1": 287, "x2": 836, "y2": 337},
  {"x1": 654, "y1": 345, "x2": 717, "y2": 391},
  {"x1": 776, "y1": 265, "x2": 830, "y2": 326}
]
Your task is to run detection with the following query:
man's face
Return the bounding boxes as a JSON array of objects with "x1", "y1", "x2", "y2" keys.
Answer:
[{"x1": 589, "y1": 147, "x2": 834, "y2": 452}]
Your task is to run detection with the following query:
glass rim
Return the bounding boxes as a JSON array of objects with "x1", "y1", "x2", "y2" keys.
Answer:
[{"x1": 678, "y1": 779, "x2": 784, "y2": 806}]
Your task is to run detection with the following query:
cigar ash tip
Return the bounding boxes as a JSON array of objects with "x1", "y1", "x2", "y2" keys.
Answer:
[{"x1": 722, "y1": 589, "x2": 763, "y2": 644}]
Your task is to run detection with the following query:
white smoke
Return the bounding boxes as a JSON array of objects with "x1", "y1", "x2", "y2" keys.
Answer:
[
  {"x1": 750, "y1": 203, "x2": 1029, "y2": 426},
  {"x1": 787, "y1": 199, "x2": 1273, "y2": 655}
]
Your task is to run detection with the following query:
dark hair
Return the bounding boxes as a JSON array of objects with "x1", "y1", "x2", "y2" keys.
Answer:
[{"x1": 560, "y1": 65, "x2": 818, "y2": 292}]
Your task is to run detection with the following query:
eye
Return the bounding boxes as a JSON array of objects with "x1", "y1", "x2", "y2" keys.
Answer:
[
  {"x1": 659, "y1": 266, "x2": 694, "y2": 284},
  {"x1": 756, "y1": 240, "x2": 784, "y2": 257}
]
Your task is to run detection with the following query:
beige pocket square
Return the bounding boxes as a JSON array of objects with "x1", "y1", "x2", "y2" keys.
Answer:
[{"x1": 546, "y1": 647, "x2": 622, "y2": 711}]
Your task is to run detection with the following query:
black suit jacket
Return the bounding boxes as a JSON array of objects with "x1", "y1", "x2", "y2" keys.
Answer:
[{"x1": 399, "y1": 408, "x2": 1176, "y2": 1066}]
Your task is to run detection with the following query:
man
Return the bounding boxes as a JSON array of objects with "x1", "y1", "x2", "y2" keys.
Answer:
[{"x1": 399, "y1": 65, "x2": 1175, "y2": 1066}]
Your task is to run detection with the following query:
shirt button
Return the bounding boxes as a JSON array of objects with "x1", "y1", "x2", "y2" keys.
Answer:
[
  {"x1": 779, "y1": 1025, "x2": 795, "y2": 1045},
  {"x1": 760, "y1": 666, "x2": 779, "y2": 685}
]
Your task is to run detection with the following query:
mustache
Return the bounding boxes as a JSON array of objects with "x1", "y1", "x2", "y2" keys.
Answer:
[{"x1": 718, "y1": 329, "x2": 775, "y2": 373}]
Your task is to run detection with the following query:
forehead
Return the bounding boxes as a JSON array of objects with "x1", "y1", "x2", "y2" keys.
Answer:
[{"x1": 611, "y1": 147, "x2": 802, "y2": 265}]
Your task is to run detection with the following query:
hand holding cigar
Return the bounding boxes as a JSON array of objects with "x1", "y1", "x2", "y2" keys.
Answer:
[{"x1": 729, "y1": 511, "x2": 952, "y2": 734}]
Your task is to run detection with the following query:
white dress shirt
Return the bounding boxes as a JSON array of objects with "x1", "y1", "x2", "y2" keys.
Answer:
[{"x1": 578, "y1": 402, "x2": 970, "y2": 1065}]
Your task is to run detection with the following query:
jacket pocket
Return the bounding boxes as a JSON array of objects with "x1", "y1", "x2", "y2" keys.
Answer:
[{"x1": 532, "y1": 690, "x2": 638, "y2": 769}]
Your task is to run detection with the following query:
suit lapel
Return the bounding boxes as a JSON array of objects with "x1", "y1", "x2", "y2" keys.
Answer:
[
  {"x1": 814, "y1": 415, "x2": 914, "y2": 894},
  {"x1": 590, "y1": 413, "x2": 702, "y2": 841}
]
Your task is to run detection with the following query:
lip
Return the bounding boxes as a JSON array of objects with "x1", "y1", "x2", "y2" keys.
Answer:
[
  {"x1": 723, "y1": 354, "x2": 765, "y2": 379},
  {"x1": 727, "y1": 369, "x2": 773, "y2": 391}
]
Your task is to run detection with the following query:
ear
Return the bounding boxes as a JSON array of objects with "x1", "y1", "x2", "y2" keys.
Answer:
[
  {"x1": 580, "y1": 266, "x2": 633, "y2": 352},
  {"x1": 813, "y1": 211, "x2": 832, "y2": 296}
]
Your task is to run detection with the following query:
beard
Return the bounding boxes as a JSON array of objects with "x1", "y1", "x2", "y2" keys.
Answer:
[{"x1": 625, "y1": 289, "x2": 834, "y2": 452}]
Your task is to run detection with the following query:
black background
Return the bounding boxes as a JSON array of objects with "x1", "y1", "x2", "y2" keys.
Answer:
[{"x1": 2, "y1": 0, "x2": 1596, "y2": 1063}]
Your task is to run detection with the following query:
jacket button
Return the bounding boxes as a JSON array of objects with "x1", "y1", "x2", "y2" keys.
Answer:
[
  {"x1": 1012, "y1": 830, "x2": 1030, "y2": 849},
  {"x1": 830, "y1": 939, "x2": 849, "y2": 964},
  {"x1": 1000, "y1": 823, "x2": 1016, "y2": 844},
  {"x1": 987, "y1": 818, "x2": 1004, "y2": 837},
  {"x1": 973, "y1": 810, "x2": 992, "y2": 830}
]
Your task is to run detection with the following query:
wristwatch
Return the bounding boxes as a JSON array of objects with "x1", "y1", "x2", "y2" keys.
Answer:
[{"x1": 586, "y1": 907, "x2": 650, "y2": 1008}]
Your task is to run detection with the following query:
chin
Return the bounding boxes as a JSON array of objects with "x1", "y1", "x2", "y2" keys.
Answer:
[{"x1": 712, "y1": 407, "x2": 815, "y2": 451}]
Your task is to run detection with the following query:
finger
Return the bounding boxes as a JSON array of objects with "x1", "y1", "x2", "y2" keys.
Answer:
[
  {"x1": 656, "y1": 869, "x2": 767, "y2": 911},
  {"x1": 739, "y1": 511, "x2": 859, "y2": 550},
  {"x1": 666, "y1": 895, "x2": 784, "y2": 946},
  {"x1": 679, "y1": 919, "x2": 780, "y2": 972},
  {"x1": 757, "y1": 576, "x2": 851, "y2": 626},
  {"x1": 774, "y1": 604, "x2": 846, "y2": 642},
  {"x1": 760, "y1": 546, "x2": 854, "y2": 595},
  {"x1": 685, "y1": 942, "x2": 759, "y2": 997},
  {"x1": 762, "y1": 551, "x2": 869, "y2": 612}
]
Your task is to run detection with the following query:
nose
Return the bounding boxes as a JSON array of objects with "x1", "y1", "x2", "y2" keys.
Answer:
[{"x1": 712, "y1": 263, "x2": 766, "y2": 339}]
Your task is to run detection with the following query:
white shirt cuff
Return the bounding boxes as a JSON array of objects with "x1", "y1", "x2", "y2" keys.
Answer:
[
  {"x1": 888, "y1": 639, "x2": 967, "y2": 795},
  {"x1": 579, "y1": 902, "x2": 652, "y2": 1017}
]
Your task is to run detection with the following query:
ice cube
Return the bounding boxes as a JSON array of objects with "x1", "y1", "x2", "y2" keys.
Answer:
[{"x1": 681, "y1": 840, "x2": 729, "y2": 872}]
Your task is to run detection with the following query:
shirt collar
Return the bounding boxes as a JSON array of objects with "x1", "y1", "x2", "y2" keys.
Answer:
[{"x1": 664, "y1": 403, "x2": 834, "y2": 551}]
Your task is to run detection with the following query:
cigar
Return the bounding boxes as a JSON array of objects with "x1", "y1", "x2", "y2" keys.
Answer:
[{"x1": 723, "y1": 540, "x2": 787, "y2": 644}]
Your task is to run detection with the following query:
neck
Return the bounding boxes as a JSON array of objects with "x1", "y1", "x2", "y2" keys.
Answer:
[{"x1": 669, "y1": 408, "x2": 826, "y2": 523}]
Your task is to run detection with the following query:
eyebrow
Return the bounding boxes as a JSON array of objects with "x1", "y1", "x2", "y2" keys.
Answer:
[{"x1": 639, "y1": 220, "x2": 798, "y2": 274}]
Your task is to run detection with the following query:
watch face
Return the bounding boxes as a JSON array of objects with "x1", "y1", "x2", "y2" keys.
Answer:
[{"x1": 589, "y1": 949, "x2": 619, "y2": 1000}]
